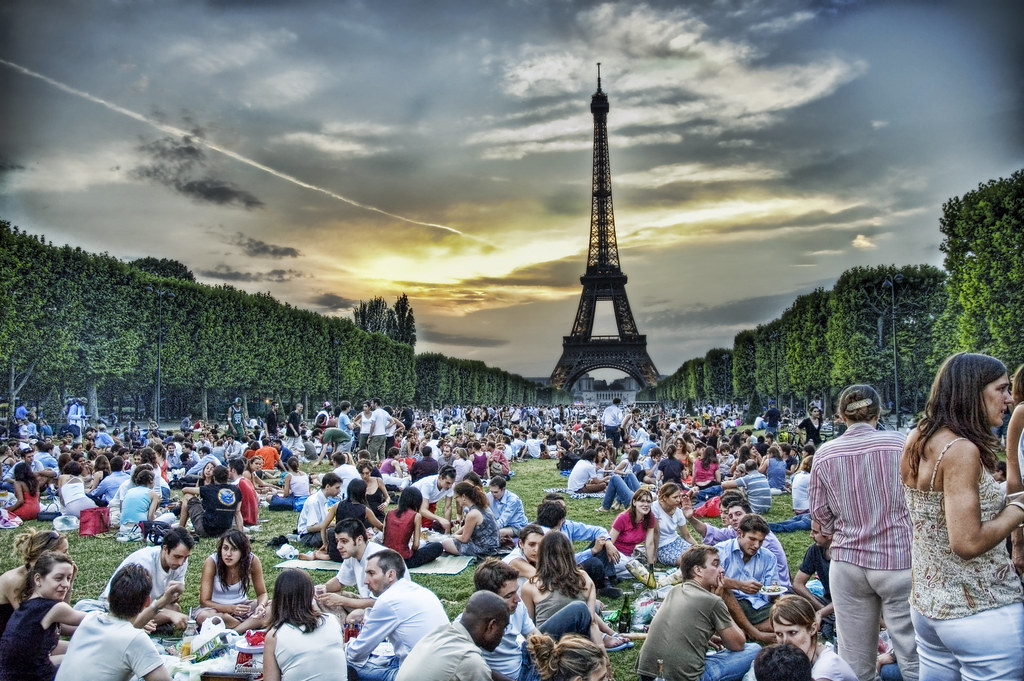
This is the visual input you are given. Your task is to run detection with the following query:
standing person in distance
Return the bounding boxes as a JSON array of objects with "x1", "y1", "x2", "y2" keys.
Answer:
[{"x1": 902, "y1": 353, "x2": 1024, "y2": 680}]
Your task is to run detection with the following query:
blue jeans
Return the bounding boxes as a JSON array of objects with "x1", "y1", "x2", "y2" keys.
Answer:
[
  {"x1": 602, "y1": 473, "x2": 641, "y2": 510},
  {"x1": 701, "y1": 642, "x2": 760, "y2": 681},
  {"x1": 696, "y1": 485, "x2": 722, "y2": 503},
  {"x1": 768, "y1": 513, "x2": 812, "y2": 533},
  {"x1": 605, "y1": 425, "x2": 621, "y2": 448},
  {"x1": 641, "y1": 643, "x2": 759, "y2": 681},
  {"x1": 349, "y1": 654, "x2": 400, "y2": 681}
]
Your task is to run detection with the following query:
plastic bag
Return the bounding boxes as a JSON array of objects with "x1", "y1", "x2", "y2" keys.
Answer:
[
  {"x1": 192, "y1": 616, "x2": 227, "y2": 651},
  {"x1": 276, "y1": 543, "x2": 299, "y2": 560},
  {"x1": 693, "y1": 495, "x2": 721, "y2": 518},
  {"x1": 630, "y1": 590, "x2": 661, "y2": 631}
]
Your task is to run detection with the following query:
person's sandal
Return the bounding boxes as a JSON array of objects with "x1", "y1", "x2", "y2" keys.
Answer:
[{"x1": 603, "y1": 634, "x2": 634, "y2": 652}]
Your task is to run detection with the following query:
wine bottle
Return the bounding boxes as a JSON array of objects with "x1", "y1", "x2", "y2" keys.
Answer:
[{"x1": 618, "y1": 594, "x2": 632, "y2": 634}]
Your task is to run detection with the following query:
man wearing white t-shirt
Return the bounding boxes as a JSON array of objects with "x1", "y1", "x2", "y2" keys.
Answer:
[
  {"x1": 318, "y1": 517, "x2": 411, "y2": 621},
  {"x1": 89, "y1": 527, "x2": 193, "y2": 630},
  {"x1": 412, "y1": 466, "x2": 456, "y2": 532},
  {"x1": 368, "y1": 398, "x2": 403, "y2": 460},
  {"x1": 602, "y1": 397, "x2": 624, "y2": 449},
  {"x1": 346, "y1": 550, "x2": 448, "y2": 681},
  {"x1": 58, "y1": 564, "x2": 180, "y2": 681}
]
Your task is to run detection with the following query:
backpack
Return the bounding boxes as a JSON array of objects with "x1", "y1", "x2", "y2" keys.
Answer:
[{"x1": 557, "y1": 452, "x2": 580, "y2": 472}]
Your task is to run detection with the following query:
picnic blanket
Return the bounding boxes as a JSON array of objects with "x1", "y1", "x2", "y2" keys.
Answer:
[
  {"x1": 274, "y1": 554, "x2": 474, "y2": 575},
  {"x1": 543, "y1": 488, "x2": 604, "y2": 499}
]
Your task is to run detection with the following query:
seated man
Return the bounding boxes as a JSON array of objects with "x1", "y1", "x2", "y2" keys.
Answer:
[
  {"x1": 471, "y1": 558, "x2": 591, "y2": 681},
  {"x1": 318, "y1": 517, "x2": 410, "y2": 621},
  {"x1": 179, "y1": 465, "x2": 243, "y2": 537},
  {"x1": 295, "y1": 472, "x2": 342, "y2": 550},
  {"x1": 720, "y1": 460, "x2": 772, "y2": 514},
  {"x1": 637, "y1": 545, "x2": 760, "y2": 681},
  {"x1": 58, "y1": 564, "x2": 180, "y2": 681},
  {"x1": 503, "y1": 524, "x2": 544, "y2": 580},
  {"x1": 411, "y1": 466, "x2": 456, "y2": 532},
  {"x1": 792, "y1": 521, "x2": 836, "y2": 642},
  {"x1": 79, "y1": 527, "x2": 194, "y2": 630},
  {"x1": 566, "y1": 447, "x2": 609, "y2": 494},
  {"x1": 715, "y1": 514, "x2": 779, "y2": 644},
  {"x1": 487, "y1": 476, "x2": 527, "y2": 546},
  {"x1": 396, "y1": 591, "x2": 509, "y2": 681},
  {"x1": 683, "y1": 491, "x2": 792, "y2": 592},
  {"x1": 346, "y1": 550, "x2": 449, "y2": 681}
]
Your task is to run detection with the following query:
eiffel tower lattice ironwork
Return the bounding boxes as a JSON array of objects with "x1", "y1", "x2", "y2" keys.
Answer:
[{"x1": 550, "y1": 66, "x2": 659, "y2": 391}]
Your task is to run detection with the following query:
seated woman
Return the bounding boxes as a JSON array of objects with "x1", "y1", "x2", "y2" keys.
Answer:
[
  {"x1": 85, "y1": 454, "x2": 110, "y2": 493},
  {"x1": 329, "y1": 478, "x2": 385, "y2": 533},
  {"x1": 0, "y1": 552, "x2": 85, "y2": 681},
  {"x1": 527, "y1": 632, "x2": 609, "y2": 681},
  {"x1": 452, "y1": 447, "x2": 474, "y2": 482},
  {"x1": 441, "y1": 481, "x2": 499, "y2": 558},
  {"x1": 262, "y1": 568, "x2": 347, "y2": 681},
  {"x1": 770, "y1": 456, "x2": 813, "y2": 533},
  {"x1": 378, "y1": 447, "x2": 410, "y2": 491},
  {"x1": 57, "y1": 461, "x2": 97, "y2": 518},
  {"x1": 769, "y1": 595, "x2": 857, "y2": 680},
  {"x1": 0, "y1": 530, "x2": 69, "y2": 638},
  {"x1": 520, "y1": 532, "x2": 628, "y2": 651},
  {"x1": 609, "y1": 488, "x2": 658, "y2": 577},
  {"x1": 119, "y1": 467, "x2": 163, "y2": 529},
  {"x1": 8, "y1": 462, "x2": 41, "y2": 521},
  {"x1": 383, "y1": 486, "x2": 444, "y2": 568},
  {"x1": 245, "y1": 456, "x2": 280, "y2": 498},
  {"x1": 656, "y1": 444, "x2": 687, "y2": 488},
  {"x1": 356, "y1": 461, "x2": 389, "y2": 524},
  {"x1": 759, "y1": 446, "x2": 789, "y2": 494},
  {"x1": 692, "y1": 446, "x2": 722, "y2": 502},
  {"x1": 282, "y1": 457, "x2": 311, "y2": 499},
  {"x1": 194, "y1": 530, "x2": 270, "y2": 633}
]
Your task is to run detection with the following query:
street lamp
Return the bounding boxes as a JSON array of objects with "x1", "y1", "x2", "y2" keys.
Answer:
[
  {"x1": 769, "y1": 331, "x2": 781, "y2": 405},
  {"x1": 146, "y1": 286, "x2": 175, "y2": 424},
  {"x1": 722, "y1": 353, "x2": 730, "y2": 408},
  {"x1": 882, "y1": 273, "x2": 904, "y2": 429}
]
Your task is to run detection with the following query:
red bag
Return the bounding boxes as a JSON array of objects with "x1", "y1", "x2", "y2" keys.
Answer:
[
  {"x1": 79, "y1": 506, "x2": 110, "y2": 536},
  {"x1": 693, "y1": 495, "x2": 721, "y2": 518}
]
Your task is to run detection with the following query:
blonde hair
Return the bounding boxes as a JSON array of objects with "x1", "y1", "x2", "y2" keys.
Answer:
[
  {"x1": 12, "y1": 529, "x2": 65, "y2": 568},
  {"x1": 527, "y1": 633, "x2": 606, "y2": 681}
]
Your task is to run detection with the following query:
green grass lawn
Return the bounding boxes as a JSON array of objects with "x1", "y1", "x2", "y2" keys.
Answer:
[{"x1": 0, "y1": 458, "x2": 813, "y2": 678}]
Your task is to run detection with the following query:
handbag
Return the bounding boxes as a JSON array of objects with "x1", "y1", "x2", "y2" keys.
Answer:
[
  {"x1": 79, "y1": 506, "x2": 110, "y2": 536},
  {"x1": 693, "y1": 494, "x2": 722, "y2": 518}
]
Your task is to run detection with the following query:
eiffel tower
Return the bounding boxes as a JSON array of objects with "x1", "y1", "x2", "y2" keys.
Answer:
[{"x1": 550, "y1": 66, "x2": 659, "y2": 391}]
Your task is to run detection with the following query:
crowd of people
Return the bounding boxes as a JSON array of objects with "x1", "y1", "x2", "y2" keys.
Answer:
[{"x1": 1, "y1": 351, "x2": 1024, "y2": 681}]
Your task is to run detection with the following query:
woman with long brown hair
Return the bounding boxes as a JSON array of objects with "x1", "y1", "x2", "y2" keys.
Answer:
[
  {"x1": 262, "y1": 569, "x2": 346, "y2": 681},
  {"x1": 195, "y1": 529, "x2": 269, "y2": 633},
  {"x1": 901, "y1": 353, "x2": 1024, "y2": 679},
  {"x1": 520, "y1": 532, "x2": 627, "y2": 650},
  {"x1": 0, "y1": 530, "x2": 70, "y2": 638}
]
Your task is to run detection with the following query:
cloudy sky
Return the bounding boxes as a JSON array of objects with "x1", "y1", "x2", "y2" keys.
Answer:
[{"x1": 1, "y1": 0, "x2": 1022, "y2": 381}]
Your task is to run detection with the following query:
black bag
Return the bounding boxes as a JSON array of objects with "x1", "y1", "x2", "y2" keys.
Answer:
[
  {"x1": 139, "y1": 520, "x2": 172, "y2": 545},
  {"x1": 558, "y1": 452, "x2": 580, "y2": 472}
]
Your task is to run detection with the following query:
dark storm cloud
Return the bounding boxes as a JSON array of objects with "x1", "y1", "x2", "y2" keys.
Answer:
[
  {"x1": 641, "y1": 278, "x2": 836, "y2": 331},
  {"x1": 131, "y1": 135, "x2": 263, "y2": 209},
  {"x1": 455, "y1": 257, "x2": 584, "y2": 289},
  {"x1": 0, "y1": 156, "x2": 25, "y2": 172},
  {"x1": 197, "y1": 265, "x2": 305, "y2": 283},
  {"x1": 310, "y1": 292, "x2": 358, "y2": 310},
  {"x1": 419, "y1": 326, "x2": 509, "y2": 348},
  {"x1": 230, "y1": 232, "x2": 300, "y2": 258}
]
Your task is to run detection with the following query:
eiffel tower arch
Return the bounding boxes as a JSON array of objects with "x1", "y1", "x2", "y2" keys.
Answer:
[{"x1": 550, "y1": 67, "x2": 659, "y2": 391}]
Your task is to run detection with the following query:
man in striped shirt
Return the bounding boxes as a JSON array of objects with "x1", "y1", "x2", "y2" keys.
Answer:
[{"x1": 808, "y1": 386, "x2": 918, "y2": 681}]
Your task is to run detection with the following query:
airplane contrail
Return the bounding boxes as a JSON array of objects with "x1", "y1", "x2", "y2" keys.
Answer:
[{"x1": 0, "y1": 58, "x2": 471, "y2": 239}]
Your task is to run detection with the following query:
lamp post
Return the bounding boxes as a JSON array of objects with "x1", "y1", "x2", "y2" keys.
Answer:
[
  {"x1": 882, "y1": 273, "x2": 904, "y2": 429},
  {"x1": 769, "y1": 331, "x2": 781, "y2": 405},
  {"x1": 722, "y1": 353, "x2": 730, "y2": 408},
  {"x1": 146, "y1": 286, "x2": 175, "y2": 425}
]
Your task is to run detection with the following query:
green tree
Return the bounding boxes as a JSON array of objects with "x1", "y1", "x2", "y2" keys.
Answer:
[
  {"x1": 392, "y1": 294, "x2": 416, "y2": 347},
  {"x1": 937, "y1": 169, "x2": 1024, "y2": 368},
  {"x1": 131, "y1": 257, "x2": 196, "y2": 282}
]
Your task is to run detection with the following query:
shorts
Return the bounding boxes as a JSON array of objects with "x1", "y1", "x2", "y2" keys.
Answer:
[{"x1": 738, "y1": 597, "x2": 773, "y2": 625}]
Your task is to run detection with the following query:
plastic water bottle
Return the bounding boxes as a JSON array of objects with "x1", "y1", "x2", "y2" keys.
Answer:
[{"x1": 181, "y1": 619, "x2": 198, "y2": 657}]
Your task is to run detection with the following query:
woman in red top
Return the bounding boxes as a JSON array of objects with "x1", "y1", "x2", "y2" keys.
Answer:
[
  {"x1": 609, "y1": 488, "x2": 658, "y2": 577},
  {"x1": 382, "y1": 486, "x2": 442, "y2": 568},
  {"x1": 9, "y1": 463, "x2": 40, "y2": 521}
]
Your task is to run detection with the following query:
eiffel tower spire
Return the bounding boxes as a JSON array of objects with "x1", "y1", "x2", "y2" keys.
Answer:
[{"x1": 550, "y1": 67, "x2": 659, "y2": 390}]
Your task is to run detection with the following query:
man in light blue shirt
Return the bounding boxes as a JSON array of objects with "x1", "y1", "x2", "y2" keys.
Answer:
[
  {"x1": 716, "y1": 514, "x2": 778, "y2": 643},
  {"x1": 536, "y1": 496, "x2": 622, "y2": 599},
  {"x1": 487, "y1": 476, "x2": 527, "y2": 546}
]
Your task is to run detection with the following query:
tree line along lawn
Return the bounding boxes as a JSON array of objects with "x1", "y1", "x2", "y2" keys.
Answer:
[{"x1": 0, "y1": 458, "x2": 814, "y2": 679}]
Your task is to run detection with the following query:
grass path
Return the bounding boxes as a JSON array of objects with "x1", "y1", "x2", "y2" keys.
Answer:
[{"x1": 0, "y1": 458, "x2": 813, "y2": 677}]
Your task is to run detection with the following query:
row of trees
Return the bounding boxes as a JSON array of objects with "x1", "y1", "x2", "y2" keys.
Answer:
[
  {"x1": 0, "y1": 220, "x2": 568, "y2": 423},
  {"x1": 653, "y1": 169, "x2": 1024, "y2": 417}
]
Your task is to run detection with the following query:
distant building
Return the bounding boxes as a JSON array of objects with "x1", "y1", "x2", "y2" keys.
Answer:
[{"x1": 573, "y1": 374, "x2": 640, "y2": 407}]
